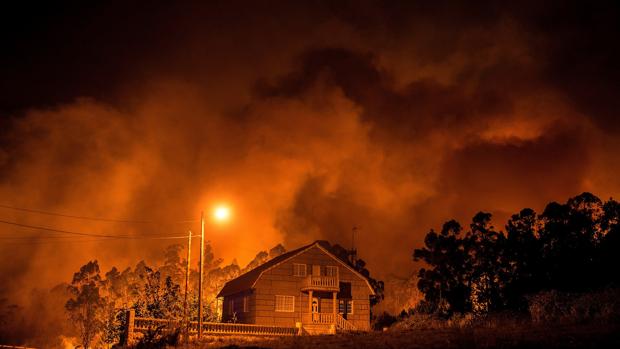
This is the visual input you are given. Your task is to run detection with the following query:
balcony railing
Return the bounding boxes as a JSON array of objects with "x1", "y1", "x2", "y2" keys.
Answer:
[{"x1": 301, "y1": 275, "x2": 339, "y2": 291}]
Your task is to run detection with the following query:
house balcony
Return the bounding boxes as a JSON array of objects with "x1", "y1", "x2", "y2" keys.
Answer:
[{"x1": 300, "y1": 275, "x2": 339, "y2": 292}]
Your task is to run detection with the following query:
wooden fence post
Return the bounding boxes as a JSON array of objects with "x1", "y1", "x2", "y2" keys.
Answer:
[{"x1": 126, "y1": 309, "x2": 135, "y2": 346}]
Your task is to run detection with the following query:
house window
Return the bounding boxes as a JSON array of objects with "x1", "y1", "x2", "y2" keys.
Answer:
[
  {"x1": 228, "y1": 299, "x2": 234, "y2": 315},
  {"x1": 293, "y1": 263, "x2": 307, "y2": 277},
  {"x1": 326, "y1": 266, "x2": 338, "y2": 277},
  {"x1": 275, "y1": 295, "x2": 295, "y2": 312},
  {"x1": 339, "y1": 299, "x2": 354, "y2": 315},
  {"x1": 243, "y1": 296, "x2": 249, "y2": 313}
]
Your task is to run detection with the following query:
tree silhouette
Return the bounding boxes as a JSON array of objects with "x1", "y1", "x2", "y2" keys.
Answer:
[
  {"x1": 414, "y1": 220, "x2": 469, "y2": 313},
  {"x1": 503, "y1": 208, "x2": 542, "y2": 310},
  {"x1": 413, "y1": 192, "x2": 620, "y2": 315},
  {"x1": 66, "y1": 260, "x2": 105, "y2": 349}
]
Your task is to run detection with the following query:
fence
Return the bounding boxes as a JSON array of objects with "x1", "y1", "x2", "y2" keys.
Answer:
[{"x1": 127, "y1": 310, "x2": 298, "y2": 343}]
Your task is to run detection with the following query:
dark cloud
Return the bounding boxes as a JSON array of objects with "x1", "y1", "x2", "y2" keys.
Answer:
[
  {"x1": 437, "y1": 127, "x2": 591, "y2": 220},
  {"x1": 0, "y1": 1, "x2": 619, "y2": 307}
]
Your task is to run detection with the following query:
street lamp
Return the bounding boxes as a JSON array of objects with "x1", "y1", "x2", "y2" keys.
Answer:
[
  {"x1": 213, "y1": 205, "x2": 231, "y2": 223},
  {"x1": 198, "y1": 204, "x2": 232, "y2": 339}
]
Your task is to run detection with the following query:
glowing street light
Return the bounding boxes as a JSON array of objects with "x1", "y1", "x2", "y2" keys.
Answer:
[
  {"x1": 213, "y1": 205, "x2": 231, "y2": 223},
  {"x1": 198, "y1": 203, "x2": 233, "y2": 339}
]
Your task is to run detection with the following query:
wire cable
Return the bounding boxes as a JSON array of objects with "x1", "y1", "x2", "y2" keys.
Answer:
[
  {"x1": 0, "y1": 203, "x2": 198, "y2": 224},
  {"x1": 0, "y1": 235, "x2": 200, "y2": 245},
  {"x1": 0, "y1": 219, "x2": 199, "y2": 240}
]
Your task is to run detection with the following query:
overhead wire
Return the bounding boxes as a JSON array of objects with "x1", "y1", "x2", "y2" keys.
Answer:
[
  {"x1": 0, "y1": 235, "x2": 200, "y2": 245},
  {"x1": 0, "y1": 203, "x2": 199, "y2": 224},
  {"x1": 0, "y1": 203, "x2": 203, "y2": 245},
  {"x1": 0, "y1": 219, "x2": 200, "y2": 241}
]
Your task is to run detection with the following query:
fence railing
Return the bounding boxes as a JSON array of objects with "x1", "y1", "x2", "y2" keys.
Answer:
[
  {"x1": 128, "y1": 310, "x2": 355, "y2": 342},
  {"x1": 301, "y1": 312, "x2": 356, "y2": 331},
  {"x1": 130, "y1": 314, "x2": 298, "y2": 339},
  {"x1": 335, "y1": 314, "x2": 357, "y2": 331},
  {"x1": 188, "y1": 321, "x2": 298, "y2": 336},
  {"x1": 312, "y1": 312, "x2": 334, "y2": 324}
]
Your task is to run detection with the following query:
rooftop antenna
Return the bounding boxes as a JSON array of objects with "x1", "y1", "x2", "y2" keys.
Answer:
[{"x1": 350, "y1": 226, "x2": 359, "y2": 265}]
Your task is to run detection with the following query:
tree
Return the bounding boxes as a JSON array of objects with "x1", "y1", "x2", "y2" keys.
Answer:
[
  {"x1": 241, "y1": 251, "x2": 269, "y2": 274},
  {"x1": 414, "y1": 220, "x2": 470, "y2": 313},
  {"x1": 413, "y1": 192, "x2": 620, "y2": 316},
  {"x1": 601, "y1": 198, "x2": 620, "y2": 286},
  {"x1": 269, "y1": 244, "x2": 286, "y2": 258},
  {"x1": 100, "y1": 301, "x2": 124, "y2": 349},
  {"x1": 466, "y1": 212, "x2": 506, "y2": 313},
  {"x1": 159, "y1": 244, "x2": 185, "y2": 287},
  {"x1": 503, "y1": 208, "x2": 542, "y2": 309},
  {"x1": 539, "y1": 193, "x2": 603, "y2": 291},
  {"x1": 66, "y1": 261, "x2": 106, "y2": 349}
]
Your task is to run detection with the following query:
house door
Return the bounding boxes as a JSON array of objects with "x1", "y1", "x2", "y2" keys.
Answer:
[
  {"x1": 312, "y1": 265, "x2": 321, "y2": 276},
  {"x1": 311, "y1": 297, "x2": 319, "y2": 322}
]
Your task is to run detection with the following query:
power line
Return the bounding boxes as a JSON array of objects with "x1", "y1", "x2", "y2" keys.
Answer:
[
  {"x1": 0, "y1": 234, "x2": 200, "y2": 241},
  {"x1": 0, "y1": 219, "x2": 132, "y2": 238},
  {"x1": 0, "y1": 219, "x2": 200, "y2": 240},
  {"x1": 0, "y1": 235, "x2": 200, "y2": 245},
  {"x1": 0, "y1": 203, "x2": 198, "y2": 224}
]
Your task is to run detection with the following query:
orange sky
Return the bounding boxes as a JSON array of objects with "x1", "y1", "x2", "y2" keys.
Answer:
[{"x1": 1, "y1": 1, "x2": 620, "y2": 303}]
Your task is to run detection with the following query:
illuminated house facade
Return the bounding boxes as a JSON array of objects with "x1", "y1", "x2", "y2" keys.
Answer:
[{"x1": 217, "y1": 241, "x2": 375, "y2": 334}]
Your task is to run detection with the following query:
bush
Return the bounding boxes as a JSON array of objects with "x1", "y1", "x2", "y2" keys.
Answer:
[
  {"x1": 135, "y1": 327, "x2": 180, "y2": 349},
  {"x1": 372, "y1": 312, "x2": 398, "y2": 330},
  {"x1": 527, "y1": 288, "x2": 620, "y2": 324}
]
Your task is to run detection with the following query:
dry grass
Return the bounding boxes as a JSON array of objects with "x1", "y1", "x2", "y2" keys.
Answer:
[{"x1": 186, "y1": 323, "x2": 620, "y2": 349}]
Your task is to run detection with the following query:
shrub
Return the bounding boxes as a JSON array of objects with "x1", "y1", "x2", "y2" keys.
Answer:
[
  {"x1": 372, "y1": 312, "x2": 398, "y2": 330},
  {"x1": 135, "y1": 327, "x2": 180, "y2": 349},
  {"x1": 527, "y1": 288, "x2": 620, "y2": 324}
]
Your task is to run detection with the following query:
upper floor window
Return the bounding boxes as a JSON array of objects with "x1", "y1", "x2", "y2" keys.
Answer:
[
  {"x1": 275, "y1": 295, "x2": 295, "y2": 312},
  {"x1": 326, "y1": 266, "x2": 338, "y2": 277},
  {"x1": 293, "y1": 263, "x2": 307, "y2": 277}
]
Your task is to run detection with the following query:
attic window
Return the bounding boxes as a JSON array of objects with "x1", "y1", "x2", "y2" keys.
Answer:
[
  {"x1": 275, "y1": 295, "x2": 295, "y2": 312},
  {"x1": 293, "y1": 263, "x2": 307, "y2": 277}
]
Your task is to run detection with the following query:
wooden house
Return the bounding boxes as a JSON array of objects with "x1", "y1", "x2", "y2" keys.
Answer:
[{"x1": 216, "y1": 241, "x2": 375, "y2": 334}]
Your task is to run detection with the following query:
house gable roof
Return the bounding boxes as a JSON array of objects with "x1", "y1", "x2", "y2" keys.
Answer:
[{"x1": 216, "y1": 241, "x2": 375, "y2": 297}]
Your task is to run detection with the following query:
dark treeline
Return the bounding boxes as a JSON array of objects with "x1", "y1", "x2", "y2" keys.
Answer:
[{"x1": 413, "y1": 192, "x2": 620, "y2": 315}]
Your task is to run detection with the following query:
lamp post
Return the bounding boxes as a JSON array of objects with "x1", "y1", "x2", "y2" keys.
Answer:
[
  {"x1": 198, "y1": 211, "x2": 205, "y2": 339},
  {"x1": 197, "y1": 205, "x2": 231, "y2": 340}
]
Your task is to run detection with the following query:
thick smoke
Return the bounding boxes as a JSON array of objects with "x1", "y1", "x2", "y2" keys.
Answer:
[{"x1": 1, "y1": 1, "x2": 619, "y2": 310}]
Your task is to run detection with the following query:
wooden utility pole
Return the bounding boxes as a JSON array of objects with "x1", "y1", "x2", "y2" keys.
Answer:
[
  {"x1": 198, "y1": 211, "x2": 205, "y2": 339},
  {"x1": 183, "y1": 229, "x2": 192, "y2": 340}
]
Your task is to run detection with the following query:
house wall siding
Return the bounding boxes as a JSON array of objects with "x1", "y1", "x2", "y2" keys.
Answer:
[
  {"x1": 245, "y1": 245, "x2": 373, "y2": 330},
  {"x1": 221, "y1": 291, "x2": 256, "y2": 323}
]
